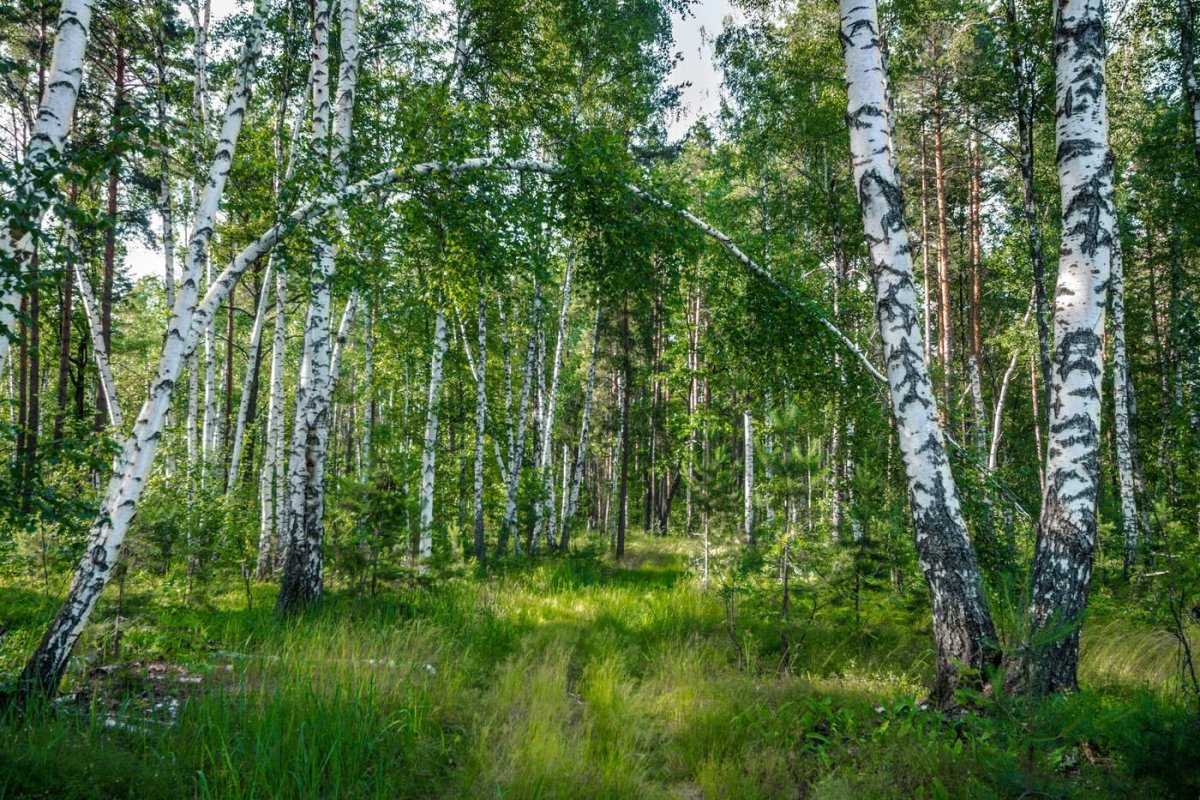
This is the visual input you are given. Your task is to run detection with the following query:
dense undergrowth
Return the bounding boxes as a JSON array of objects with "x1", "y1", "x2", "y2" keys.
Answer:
[{"x1": 0, "y1": 532, "x2": 1197, "y2": 799}]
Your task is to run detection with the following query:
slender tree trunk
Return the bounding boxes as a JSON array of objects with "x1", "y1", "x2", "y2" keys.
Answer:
[
  {"x1": 54, "y1": 191, "x2": 77, "y2": 443},
  {"x1": 1179, "y1": 0, "x2": 1200, "y2": 169},
  {"x1": 932, "y1": 75, "x2": 953, "y2": 414},
  {"x1": 20, "y1": 0, "x2": 266, "y2": 696},
  {"x1": 257, "y1": 266, "x2": 287, "y2": 577},
  {"x1": 473, "y1": 284, "x2": 487, "y2": 561},
  {"x1": 74, "y1": 259, "x2": 121, "y2": 429},
  {"x1": 920, "y1": 124, "x2": 933, "y2": 367},
  {"x1": 1005, "y1": 0, "x2": 1053, "y2": 408},
  {"x1": 229, "y1": 261, "x2": 273, "y2": 487},
  {"x1": 839, "y1": 0, "x2": 996, "y2": 703},
  {"x1": 561, "y1": 304, "x2": 600, "y2": 550},
  {"x1": 96, "y1": 37, "x2": 123, "y2": 433},
  {"x1": 616, "y1": 294, "x2": 631, "y2": 559},
  {"x1": 1110, "y1": 237, "x2": 1139, "y2": 576},
  {"x1": 1027, "y1": 0, "x2": 1115, "y2": 695},
  {"x1": 416, "y1": 307, "x2": 448, "y2": 571},
  {"x1": 744, "y1": 410, "x2": 755, "y2": 545},
  {"x1": 967, "y1": 134, "x2": 987, "y2": 453},
  {"x1": 500, "y1": 282, "x2": 538, "y2": 555},
  {"x1": 534, "y1": 256, "x2": 572, "y2": 549}
]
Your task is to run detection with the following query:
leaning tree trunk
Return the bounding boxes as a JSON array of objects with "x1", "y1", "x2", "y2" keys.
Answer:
[
  {"x1": 228, "y1": 260, "x2": 273, "y2": 487},
  {"x1": 1027, "y1": 0, "x2": 1115, "y2": 695},
  {"x1": 839, "y1": 0, "x2": 997, "y2": 703},
  {"x1": 0, "y1": 0, "x2": 93, "y2": 374},
  {"x1": 73, "y1": 259, "x2": 122, "y2": 430},
  {"x1": 19, "y1": 0, "x2": 265, "y2": 697}
]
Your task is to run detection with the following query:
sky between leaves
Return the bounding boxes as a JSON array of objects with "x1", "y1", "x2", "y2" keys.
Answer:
[{"x1": 123, "y1": 0, "x2": 737, "y2": 278}]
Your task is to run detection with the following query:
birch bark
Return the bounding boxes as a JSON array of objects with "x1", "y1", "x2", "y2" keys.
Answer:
[
  {"x1": 417, "y1": 308, "x2": 448, "y2": 571},
  {"x1": 473, "y1": 286, "x2": 487, "y2": 561},
  {"x1": 1109, "y1": 236, "x2": 1139, "y2": 575},
  {"x1": 561, "y1": 304, "x2": 601, "y2": 550},
  {"x1": 1027, "y1": 0, "x2": 1115, "y2": 694},
  {"x1": 533, "y1": 257, "x2": 573, "y2": 549},
  {"x1": 744, "y1": 410, "x2": 755, "y2": 545},
  {"x1": 0, "y1": 0, "x2": 93, "y2": 373},
  {"x1": 500, "y1": 283, "x2": 538, "y2": 554},
  {"x1": 20, "y1": 0, "x2": 266, "y2": 696},
  {"x1": 277, "y1": 0, "x2": 359, "y2": 611},
  {"x1": 73, "y1": 261, "x2": 122, "y2": 430},
  {"x1": 839, "y1": 0, "x2": 996, "y2": 701}
]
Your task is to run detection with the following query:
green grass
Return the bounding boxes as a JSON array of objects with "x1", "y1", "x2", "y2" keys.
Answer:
[{"x1": 1, "y1": 532, "x2": 1197, "y2": 798}]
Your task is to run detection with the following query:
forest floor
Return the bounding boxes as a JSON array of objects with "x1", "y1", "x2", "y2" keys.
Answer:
[{"x1": 0, "y1": 531, "x2": 1197, "y2": 798}]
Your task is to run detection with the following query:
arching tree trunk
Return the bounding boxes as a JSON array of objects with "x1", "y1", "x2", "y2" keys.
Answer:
[{"x1": 839, "y1": 0, "x2": 996, "y2": 703}]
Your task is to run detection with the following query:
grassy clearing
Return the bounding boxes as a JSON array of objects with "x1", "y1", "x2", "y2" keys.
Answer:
[{"x1": 0, "y1": 532, "x2": 1197, "y2": 798}]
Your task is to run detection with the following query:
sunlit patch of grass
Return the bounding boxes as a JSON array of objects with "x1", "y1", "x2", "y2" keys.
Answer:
[{"x1": 1080, "y1": 619, "x2": 1197, "y2": 692}]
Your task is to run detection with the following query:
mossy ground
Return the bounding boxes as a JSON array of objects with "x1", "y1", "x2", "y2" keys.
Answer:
[{"x1": 0, "y1": 532, "x2": 1196, "y2": 798}]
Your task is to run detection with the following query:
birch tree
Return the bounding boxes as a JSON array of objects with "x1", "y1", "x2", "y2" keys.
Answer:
[
  {"x1": 1026, "y1": 0, "x2": 1115, "y2": 693},
  {"x1": 0, "y1": 0, "x2": 93, "y2": 375},
  {"x1": 839, "y1": 0, "x2": 997, "y2": 700},
  {"x1": 19, "y1": 0, "x2": 267, "y2": 696}
]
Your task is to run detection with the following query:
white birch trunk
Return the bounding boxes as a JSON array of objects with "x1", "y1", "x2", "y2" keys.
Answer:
[
  {"x1": 839, "y1": 0, "x2": 995, "y2": 701},
  {"x1": 1109, "y1": 237, "x2": 1139, "y2": 573},
  {"x1": 502, "y1": 284, "x2": 539, "y2": 554},
  {"x1": 0, "y1": 0, "x2": 93, "y2": 372},
  {"x1": 20, "y1": 0, "x2": 266, "y2": 695},
  {"x1": 73, "y1": 260, "x2": 122, "y2": 431},
  {"x1": 258, "y1": 266, "x2": 287, "y2": 577},
  {"x1": 417, "y1": 308, "x2": 448, "y2": 571},
  {"x1": 1027, "y1": 0, "x2": 1115, "y2": 694},
  {"x1": 360, "y1": 303, "x2": 374, "y2": 478},
  {"x1": 472, "y1": 287, "x2": 487, "y2": 560},
  {"x1": 562, "y1": 304, "x2": 600, "y2": 544},
  {"x1": 227, "y1": 260, "x2": 273, "y2": 487},
  {"x1": 277, "y1": 0, "x2": 359, "y2": 610},
  {"x1": 744, "y1": 410, "x2": 754, "y2": 544},
  {"x1": 329, "y1": 291, "x2": 359, "y2": 387},
  {"x1": 534, "y1": 257, "x2": 572, "y2": 549}
]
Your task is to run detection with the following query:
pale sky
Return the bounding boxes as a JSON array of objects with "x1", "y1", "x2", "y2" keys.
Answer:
[{"x1": 126, "y1": 0, "x2": 735, "y2": 278}]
